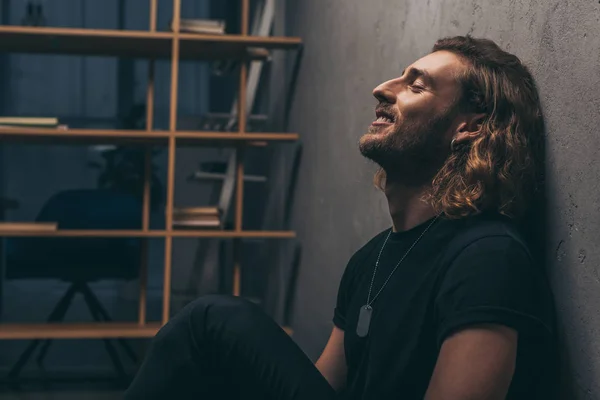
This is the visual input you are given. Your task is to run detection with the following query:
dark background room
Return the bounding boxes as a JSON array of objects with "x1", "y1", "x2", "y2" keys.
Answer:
[{"x1": 0, "y1": 0, "x2": 599, "y2": 399}]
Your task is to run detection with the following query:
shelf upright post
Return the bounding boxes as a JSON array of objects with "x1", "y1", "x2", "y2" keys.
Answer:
[
  {"x1": 162, "y1": 0, "x2": 182, "y2": 325},
  {"x1": 232, "y1": 0, "x2": 251, "y2": 297},
  {"x1": 138, "y1": 0, "x2": 159, "y2": 327}
]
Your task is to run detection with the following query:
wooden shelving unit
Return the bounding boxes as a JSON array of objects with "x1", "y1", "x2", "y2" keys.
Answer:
[
  {"x1": 0, "y1": 322, "x2": 163, "y2": 340},
  {"x1": 0, "y1": 0, "x2": 300, "y2": 340},
  {"x1": 0, "y1": 127, "x2": 299, "y2": 146},
  {"x1": 0, "y1": 25, "x2": 300, "y2": 60},
  {"x1": 0, "y1": 229, "x2": 296, "y2": 238},
  {"x1": 0, "y1": 322, "x2": 291, "y2": 340}
]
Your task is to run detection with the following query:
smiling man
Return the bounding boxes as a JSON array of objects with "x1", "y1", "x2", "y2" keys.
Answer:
[{"x1": 125, "y1": 35, "x2": 557, "y2": 400}]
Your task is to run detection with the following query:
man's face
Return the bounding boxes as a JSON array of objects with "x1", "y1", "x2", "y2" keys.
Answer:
[{"x1": 359, "y1": 50, "x2": 466, "y2": 184}]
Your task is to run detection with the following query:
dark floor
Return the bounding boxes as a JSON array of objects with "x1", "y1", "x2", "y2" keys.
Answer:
[
  {"x1": 0, "y1": 371, "x2": 131, "y2": 400},
  {"x1": 0, "y1": 380, "x2": 127, "y2": 399},
  {"x1": 0, "y1": 280, "x2": 155, "y2": 400}
]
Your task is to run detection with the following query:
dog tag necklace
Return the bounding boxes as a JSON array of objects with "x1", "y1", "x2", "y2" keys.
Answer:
[{"x1": 356, "y1": 215, "x2": 440, "y2": 338}]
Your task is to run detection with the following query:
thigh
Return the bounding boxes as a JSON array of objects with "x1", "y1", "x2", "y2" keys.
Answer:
[
  {"x1": 126, "y1": 295, "x2": 337, "y2": 400},
  {"x1": 189, "y1": 294, "x2": 337, "y2": 400}
]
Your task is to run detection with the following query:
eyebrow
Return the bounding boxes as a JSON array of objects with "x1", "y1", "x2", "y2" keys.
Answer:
[{"x1": 401, "y1": 67, "x2": 434, "y2": 88}]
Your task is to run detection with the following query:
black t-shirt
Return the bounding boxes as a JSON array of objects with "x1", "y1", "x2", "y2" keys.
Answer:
[{"x1": 333, "y1": 212, "x2": 557, "y2": 400}]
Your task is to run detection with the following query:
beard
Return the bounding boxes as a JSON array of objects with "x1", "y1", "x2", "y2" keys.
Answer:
[{"x1": 359, "y1": 107, "x2": 456, "y2": 187}]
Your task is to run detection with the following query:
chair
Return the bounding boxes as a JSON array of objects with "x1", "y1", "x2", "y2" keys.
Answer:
[{"x1": 5, "y1": 189, "x2": 143, "y2": 380}]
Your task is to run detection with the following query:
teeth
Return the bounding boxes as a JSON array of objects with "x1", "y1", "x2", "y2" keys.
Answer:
[{"x1": 376, "y1": 116, "x2": 393, "y2": 123}]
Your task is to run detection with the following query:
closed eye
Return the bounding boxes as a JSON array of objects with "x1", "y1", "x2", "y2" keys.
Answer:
[
  {"x1": 409, "y1": 77, "x2": 426, "y2": 91},
  {"x1": 400, "y1": 67, "x2": 434, "y2": 91}
]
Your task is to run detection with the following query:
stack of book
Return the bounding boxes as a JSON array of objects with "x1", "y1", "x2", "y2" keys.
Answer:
[
  {"x1": 0, "y1": 222, "x2": 58, "y2": 232},
  {"x1": 172, "y1": 206, "x2": 221, "y2": 229},
  {"x1": 171, "y1": 18, "x2": 226, "y2": 35},
  {"x1": 0, "y1": 117, "x2": 66, "y2": 129}
]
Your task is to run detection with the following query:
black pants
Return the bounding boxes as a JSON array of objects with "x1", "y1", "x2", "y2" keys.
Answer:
[{"x1": 124, "y1": 294, "x2": 337, "y2": 400}]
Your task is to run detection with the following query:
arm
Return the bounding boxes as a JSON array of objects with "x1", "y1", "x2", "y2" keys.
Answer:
[
  {"x1": 316, "y1": 326, "x2": 347, "y2": 392},
  {"x1": 430, "y1": 235, "x2": 554, "y2": 400},
  {"x1": 425, "y1": 324, "x2": 517, "y2": 400}
]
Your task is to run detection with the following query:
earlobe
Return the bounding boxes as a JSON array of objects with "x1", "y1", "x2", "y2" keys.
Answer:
[{"x1": 451, "y1": 122, "x2": 472, "y2": 147}]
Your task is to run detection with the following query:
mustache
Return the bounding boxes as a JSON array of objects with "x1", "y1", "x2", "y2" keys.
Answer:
[{"x1": 375, "y1": 103, "x2": 398, "y2": 120}]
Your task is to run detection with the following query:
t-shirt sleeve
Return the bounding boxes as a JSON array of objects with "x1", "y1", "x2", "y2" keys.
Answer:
[{"x1": 435, "y1": 235, "x2": 553, "y2": 346}]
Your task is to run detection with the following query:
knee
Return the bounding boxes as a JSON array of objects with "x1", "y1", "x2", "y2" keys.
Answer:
[
  {"x1": 155, "y1": 295, "x2": 254, "y2": 342},
  {"x1": 182, "y1": 294, "x2": 259, "y2": 326},
  {"x1": 187, "y1": 294, "x2": 254, "y2": 312}
]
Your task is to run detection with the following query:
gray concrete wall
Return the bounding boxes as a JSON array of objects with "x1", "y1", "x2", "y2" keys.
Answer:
[{"x1": 285, "y1": 1, "x2": 600, "y2": 397}]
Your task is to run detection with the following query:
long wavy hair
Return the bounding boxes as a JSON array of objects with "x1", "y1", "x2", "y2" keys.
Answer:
[{"x1": 375, "y1": 36, "x2": 545, "y2": 219}]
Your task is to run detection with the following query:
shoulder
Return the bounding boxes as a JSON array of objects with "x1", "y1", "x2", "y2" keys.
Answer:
[
  {"x1": 435, "y1": 212, "x2": 555, "y2": 340},
  {"x1": 436, "y1": 212, "x2": 542, "y2": 302},
  {"x1": 438, "y1": 211, "x2": 533, "y2": 266}
]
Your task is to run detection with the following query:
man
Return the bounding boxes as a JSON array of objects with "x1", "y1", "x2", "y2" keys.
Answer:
[{"x1": 125, "y1": 35, "x2": 557, "y2": 400}]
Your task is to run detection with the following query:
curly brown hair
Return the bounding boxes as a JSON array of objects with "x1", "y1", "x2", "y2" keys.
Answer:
[{"x1": 375, "y1": 35, "x2": 545, "y2": 219}]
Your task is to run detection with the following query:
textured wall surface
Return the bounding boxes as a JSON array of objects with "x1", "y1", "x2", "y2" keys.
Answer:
[{"x1": 286, "y1": 1, "x2": 600, "y2": 397}]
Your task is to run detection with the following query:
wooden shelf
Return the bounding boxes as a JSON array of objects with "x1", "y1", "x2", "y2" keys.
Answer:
[
  {"x1": 170, "y1": 230, "x2": 295, "y2": 238},
  {"x1": 0, "y1": 127, "x2": 299, "y2": 145},
  {"x1": 0, "y1": 322, "x2": 290, "y2": 339},
  {"x1": 0, "y1": 26, "x2": 302, "y2": 60},
  {"x1": 0, "y1": 229, "x2": 296, "y2": 238},
  {"x1": 174, "y1": 131, "x2": 299, "y2": 146},
  {"x1": 0, "y1": 322, "x2": 161, "y2": 340},
  {"x1": 0, "y1": 127, "x2": 168, "y2": 145},
  {"x1": 0, "y1": 230, "x2": 163, "y2": 237}
]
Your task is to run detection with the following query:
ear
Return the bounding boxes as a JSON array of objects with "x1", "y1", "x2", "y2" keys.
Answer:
[{"x1": 452, "y1": 113, "x2": 486, "y2": 145}]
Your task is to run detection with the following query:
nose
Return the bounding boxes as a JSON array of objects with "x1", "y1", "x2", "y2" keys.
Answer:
[{"x1": 372, "y1": 81, "x2": 396, "y2": 104}]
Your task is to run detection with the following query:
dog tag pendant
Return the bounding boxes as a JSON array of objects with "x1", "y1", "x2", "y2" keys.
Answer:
[{"x1": 356, "y1": 305, "x2": 372, "y2": 338}]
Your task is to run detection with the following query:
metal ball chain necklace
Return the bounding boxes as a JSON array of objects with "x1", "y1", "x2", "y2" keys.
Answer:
[{"x1": 356, "y1": 214, "x2": 441, "y2": 338}]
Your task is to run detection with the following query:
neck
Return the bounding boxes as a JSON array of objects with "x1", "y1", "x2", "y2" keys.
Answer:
[{"x1": 384, "y1": 178, "x2": 438, "y2": 232}]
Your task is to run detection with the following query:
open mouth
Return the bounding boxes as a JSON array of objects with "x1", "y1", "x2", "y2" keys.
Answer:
[{"x1": 373, "y1": 109, "x2": 395, "y2": 125}]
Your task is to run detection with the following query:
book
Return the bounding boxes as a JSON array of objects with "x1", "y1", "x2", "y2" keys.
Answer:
[
  {"x1": 172, "y1": 206, "x2": 220, "y2": 217},
  {"x1": 172, "y1": 216, "x2": 221, "y2": 229},
  {"x1": 0, "y1": 124, "x2": 69, "y2": 130},
  {"x1": 0, "y1": 222, "x2": 58, "y2": 232},
  {"x1": 180, "y1": 19, "x2": 224, "y2": 27},
  {"x1": 172, "y1": 214, "x2": 220, "y2": 222},
  {"x1": 170, "y1": 19, "x2": 226, "y2": 35},
  {"x1": 171, "y1": 206, "x2": 221, "y2": 229},
  {"x1": 172, "y1": 220, "x2": 220, "y2": 228},
  {"x1": 0, "y1": 117, "x2": 59, "y2": 127}
]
